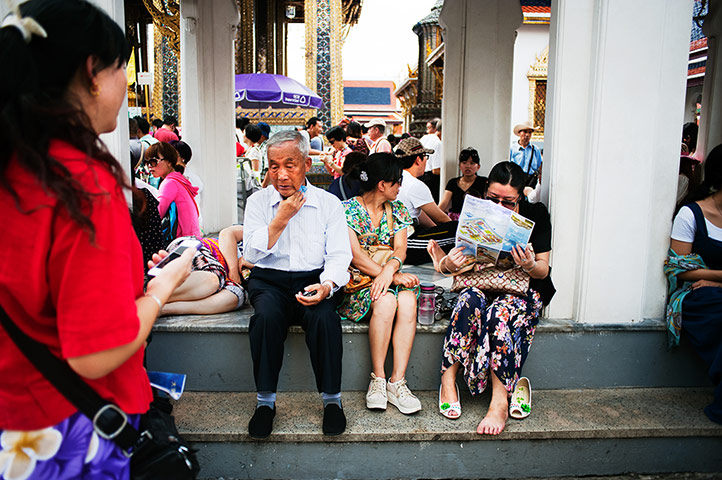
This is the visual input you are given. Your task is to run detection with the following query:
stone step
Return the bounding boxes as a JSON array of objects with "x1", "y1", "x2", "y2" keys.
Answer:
[
  {"x1": 147, "y1": 312, "x2": 709, "y2": 391},
  {"x1": 173, "y1": 387, "x2": 722, "y2": 479}
]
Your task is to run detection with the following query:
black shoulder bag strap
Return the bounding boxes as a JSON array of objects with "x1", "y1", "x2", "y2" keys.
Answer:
[
  {"x1": 526, "y1": 145, "x2": 535, "y2": 175},
  {"x1": 0, "y1": 305, "x2": 140, "y2": 453}
]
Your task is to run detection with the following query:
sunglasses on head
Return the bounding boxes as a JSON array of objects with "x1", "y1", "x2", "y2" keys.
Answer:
[
  {"x1": 144, "y1": 157, "x2": 164, "y2": 167},
  {"x1": 486, "y1": 194, "x2": 519, "y2": 208}
]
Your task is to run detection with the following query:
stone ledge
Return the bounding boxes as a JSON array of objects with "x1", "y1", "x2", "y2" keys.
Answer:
[
  {"x1": 173, "y1": 387, "x2": 722, "y2": 443},
  {"x1": 154, "y1": 310, "x2": 665, "y2": 334},
  {"x1": 154, "y1": 263, "x2": 667, "y2": 334}
]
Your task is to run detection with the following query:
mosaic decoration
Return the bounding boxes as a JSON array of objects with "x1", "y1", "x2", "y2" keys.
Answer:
[
  {"x1": 315, "y1": 0, "x2": 332, "y2": 127},
  {"x1": 235, "y1": 106, "x2": 314, "y2": 125},
  {"x1": 162, "y1": 36, "x2": 180, "y2": 120}
]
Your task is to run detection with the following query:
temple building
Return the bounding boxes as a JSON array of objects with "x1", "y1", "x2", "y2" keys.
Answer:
[{"x1": 123, "y1": 0, "x2": 363, "y2": 128}]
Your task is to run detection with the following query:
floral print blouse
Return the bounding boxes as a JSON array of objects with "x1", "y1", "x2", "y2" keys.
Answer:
[{"x1": 342, "y1": 197, "x2": 412, "y2": 246}]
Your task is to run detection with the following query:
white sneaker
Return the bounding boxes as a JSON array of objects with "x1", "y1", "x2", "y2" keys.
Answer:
[
  {"x1": 366, "y1": 373, "x2": 387, "y2": 410},
  {"x1": 387, "y1": 378, "x2": 422, "y2": 414}
]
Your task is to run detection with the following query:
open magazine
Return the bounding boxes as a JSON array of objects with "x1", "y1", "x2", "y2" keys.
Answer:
[{"x1": 455, "y1": 196, "x2": 535, "y2": 269}]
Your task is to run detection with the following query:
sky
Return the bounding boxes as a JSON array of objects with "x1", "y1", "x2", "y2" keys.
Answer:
[{"x1": 287, "y1": 0, "x2": 439, "y2": 84}]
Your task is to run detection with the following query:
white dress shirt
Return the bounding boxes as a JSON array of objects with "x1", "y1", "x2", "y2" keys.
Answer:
[{"x1": 243, "y1": 180, "x2": 352, "y2": 289}]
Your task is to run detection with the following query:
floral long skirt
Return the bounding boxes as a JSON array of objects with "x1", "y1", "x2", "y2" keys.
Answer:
[
  {"x1": 0, "y1": 411, "x2": 140, "y2": 480},
  {"x1": 441, "y1": 287, "x2": 543, "y2": 396}
]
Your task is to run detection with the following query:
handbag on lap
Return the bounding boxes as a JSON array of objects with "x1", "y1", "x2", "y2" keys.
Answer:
[
  {"x1": 344, "y1": 202, "x2": 395, "y2": 293},
  {"x1": 450, "y1": 262, "x2": 530, "y2": 296}
]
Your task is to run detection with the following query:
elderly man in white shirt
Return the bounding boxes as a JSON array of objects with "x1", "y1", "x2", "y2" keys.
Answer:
[{"x1": 243, "y1": 130, "x2": 352, "y2": 439}]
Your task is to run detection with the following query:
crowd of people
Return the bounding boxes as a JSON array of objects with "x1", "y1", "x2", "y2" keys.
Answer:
[{"x1": 0, "y1": 0, "x2": 719, "y2": 477}]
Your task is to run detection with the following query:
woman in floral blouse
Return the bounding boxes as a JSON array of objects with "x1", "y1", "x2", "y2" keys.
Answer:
[{"x1": 338, "y1": 153, "x2": 422, "y2": 415}]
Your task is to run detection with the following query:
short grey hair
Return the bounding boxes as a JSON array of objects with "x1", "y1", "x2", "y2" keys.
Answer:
[{"x1": 266, "y1": 129, "x2": 310, "y2": 159}]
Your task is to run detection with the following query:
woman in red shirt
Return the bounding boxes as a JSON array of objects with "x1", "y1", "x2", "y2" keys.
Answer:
[{"x1": 0, "y1": 1, "x2": 192, "y2": 479}]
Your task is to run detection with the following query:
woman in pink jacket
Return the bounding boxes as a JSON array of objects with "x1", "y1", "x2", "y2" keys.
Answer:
[{"x1": 145, "y1": 142, "x2": 201, "y2": 239}]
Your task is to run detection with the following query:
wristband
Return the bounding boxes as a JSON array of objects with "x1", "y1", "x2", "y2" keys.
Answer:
[
  {"x1": 388, "y1": 256, "x2": 403, "y2": 271},
  {"x1": 145, "y1": 293, "x2": 163, "y2": 309},
  {"x1": 522, "y1": 261, "x2": 537, "y2": 273}
]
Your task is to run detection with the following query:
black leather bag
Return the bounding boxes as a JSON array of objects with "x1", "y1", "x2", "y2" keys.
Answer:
[
  {"x1": 131, "y1": 399, "x2": 199, "y2": 480},
  {"x1": 0, "y1": 306, "x2": 199, "y2": 480}
]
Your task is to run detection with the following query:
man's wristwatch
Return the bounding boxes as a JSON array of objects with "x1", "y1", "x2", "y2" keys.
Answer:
[{"x1": 322, "y1": 280, "x2": 336, "y2": 298}]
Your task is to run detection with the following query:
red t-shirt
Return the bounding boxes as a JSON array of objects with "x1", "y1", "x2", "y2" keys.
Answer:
[{"x1": 0, "y1": 140, "x2": 153, "y2": 430}]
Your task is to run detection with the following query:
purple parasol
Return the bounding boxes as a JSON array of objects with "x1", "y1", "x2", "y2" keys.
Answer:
[{"x1": 234, "y1": 73, "x2": 324, "y2": 109}]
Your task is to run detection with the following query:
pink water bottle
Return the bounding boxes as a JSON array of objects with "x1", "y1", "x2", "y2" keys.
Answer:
[{"x1": 418, "y1": 282, "x2": 436, "y2": 325}]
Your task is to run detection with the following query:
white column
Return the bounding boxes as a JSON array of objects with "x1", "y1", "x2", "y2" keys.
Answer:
[
  {"x1": 439, "y1": 0, "x2": 523, "y2": 181},
  {"x1": 698, "y1": 0, "x2": 722, "y2": 159},
  {"x1": 180, "y1": 0, "x2": 240, "y2": 233},
  {"x1": 545, "y1": 0, "x2": 693, "y2": 323},
  {"x1": 93, "y1": 0, "x2": 131, "y2": 190}
]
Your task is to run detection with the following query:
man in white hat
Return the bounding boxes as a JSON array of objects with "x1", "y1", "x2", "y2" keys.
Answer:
[
  {"x1": 510, "y1": 121, "x2": 542, "y2": 176},
  {"x1": 364, "y1": 118, "x2": 392, "y2": 154}
]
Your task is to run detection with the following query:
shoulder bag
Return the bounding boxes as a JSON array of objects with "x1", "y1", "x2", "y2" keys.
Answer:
[
  {"x1": 0, "y1": 306, "x2": 200, "y2": 480},
  {"x1": 345, "y1": 202, "x2": 395, "y2": 293},
  {"x1": 449, "y1": 262, "x2": 530, "y2": 296}
]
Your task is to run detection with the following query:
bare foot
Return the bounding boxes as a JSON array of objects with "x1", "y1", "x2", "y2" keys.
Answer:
[
  {"x1": 426, "y1": 239, "x2": 445, "y2": 272},
  {"x1": 476, "y1": 401, "x2": 508, "y2": 435}
]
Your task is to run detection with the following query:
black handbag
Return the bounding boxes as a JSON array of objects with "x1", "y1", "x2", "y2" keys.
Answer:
[{"x1": 0, "y1": 306, "x2": 199, "y2": 480}]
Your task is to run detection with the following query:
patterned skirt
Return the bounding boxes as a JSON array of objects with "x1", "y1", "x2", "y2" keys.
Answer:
[
  {"x1": 0, "y1": 411, "x2": 140, "y2": 480},
  {"x1": 338, "y1": 285, "x2": 420, "y2": 323},
  {"x1": 441, "y1": 287, "x2": 543, "y2": 396}
]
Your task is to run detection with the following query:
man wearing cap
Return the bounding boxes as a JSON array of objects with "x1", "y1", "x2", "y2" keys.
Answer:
[
  {"x1": 510, "y1": 121, "x2": 542, "y2": 176},
  {"x1": 365, "y1": 118, "x2": 392, "y2": 154},
  {"x1": 395, "y1": 137, "x2": 455, "y2": 264}
]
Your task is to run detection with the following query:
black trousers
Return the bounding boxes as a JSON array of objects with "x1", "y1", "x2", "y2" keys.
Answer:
[{"x1": 247, "y1": 267, "x2": 343, "y2": 394}]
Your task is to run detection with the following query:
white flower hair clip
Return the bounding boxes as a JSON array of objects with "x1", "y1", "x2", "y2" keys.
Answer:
[
  {"x1": 1, "y1": 1, "x2": 48, "y2": 44},
  {"x1": 360, "y1": 171, "x2": 368, "y2": 182}
]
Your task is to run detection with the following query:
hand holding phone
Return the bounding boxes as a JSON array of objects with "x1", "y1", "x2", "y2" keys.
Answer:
[{"x1": 148, "y1": 239, "x2": 201, "y2": 276}]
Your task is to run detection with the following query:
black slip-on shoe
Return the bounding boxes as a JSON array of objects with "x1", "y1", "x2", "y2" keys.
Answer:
[
  {"x1": 248, "y1": 405, "x2": 276, "y2": 439},
  {"x1": 322, "y1": 403, "x2": 346, "y2": 436}
]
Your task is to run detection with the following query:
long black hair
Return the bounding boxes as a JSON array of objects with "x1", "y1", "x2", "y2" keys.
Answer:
[
  {"x1": 487, "y1": 161, "x2": 527, "y2": 195},
  {"x1": 681, "y1": 144, "x2": 722, "y2": 205},
  {"x1": 0, "y1": 0, "x2": 130, "y2": 238},
  {"x1": 353, "y1": 152, "x2": 403, "y2": 195}
]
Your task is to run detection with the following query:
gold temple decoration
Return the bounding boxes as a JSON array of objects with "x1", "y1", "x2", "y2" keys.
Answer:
[
  {"x1": 305, "y1": 0, "x2": 318, "y2": 96},
  {"x1": 143, "y1": 0, "x2": 180, "y2": 122},
  {"x1": 527, "y1": 46, "x2": 548, "y2": 140},
  {"x1": 330, "y1": 0, "x2": 344, "y2": 125},
  {"x1": 141, "y1": 0, "x2": 180, "y2": 54},
  {"x1": 236, "y1": 0, "x2": 255, "y2": 73},
  {"x1": 152, "y1": 27, "x2": 164, "y2": 121}
]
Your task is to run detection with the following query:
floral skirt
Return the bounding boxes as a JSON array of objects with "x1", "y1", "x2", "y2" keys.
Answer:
[
  {"x1": 441, "y1": 287, "x2": 543, "y2": 396},
  {"x1": 0, "y1": 411, "x2": 140, "y2": 480},
  {"x1": 338, "y1": 285, "x2": 420, "y2": 322}
]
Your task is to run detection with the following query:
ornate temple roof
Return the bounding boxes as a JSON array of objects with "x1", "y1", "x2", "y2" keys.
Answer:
[{"x1": 414, "y1": 0, "x2": 443, "y2": 28}]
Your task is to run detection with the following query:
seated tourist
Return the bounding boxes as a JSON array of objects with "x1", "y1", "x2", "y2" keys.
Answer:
[
  {"x1": 327, "y1": 151, "x2": 365, "y2": 201},
  {"x1": 145, "y1": 142, "x2": 201, "y2": 242},
  {"x1": 337, "y1": 153, "x2": 422, "y2": 414},
  {"x1": 438, "y1": 147, "x2": 488, "y2": 221},
  {"x1": 667, "y1": 144, "x2": 722, "y2": 425},
  {"x1": 160, "y1": 233, "x2": 246, "y2": 316},
  {"x1": 243, "y1": 130, "x2": 352, "y2": 439},
  {"x1": 428, "y1": 161, "x2": 555, "y2": 435},
  {"x1": 321, "y1": 125, "x2": 352, "y2": 179},
  {"x1": 394, "y1": 137, "x2": 455, "y2": 264}
]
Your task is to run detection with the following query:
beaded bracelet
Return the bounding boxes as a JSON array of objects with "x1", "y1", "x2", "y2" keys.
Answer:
[{"x1": 388, "y1": 256, "x2": 403, "y2": 271}]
